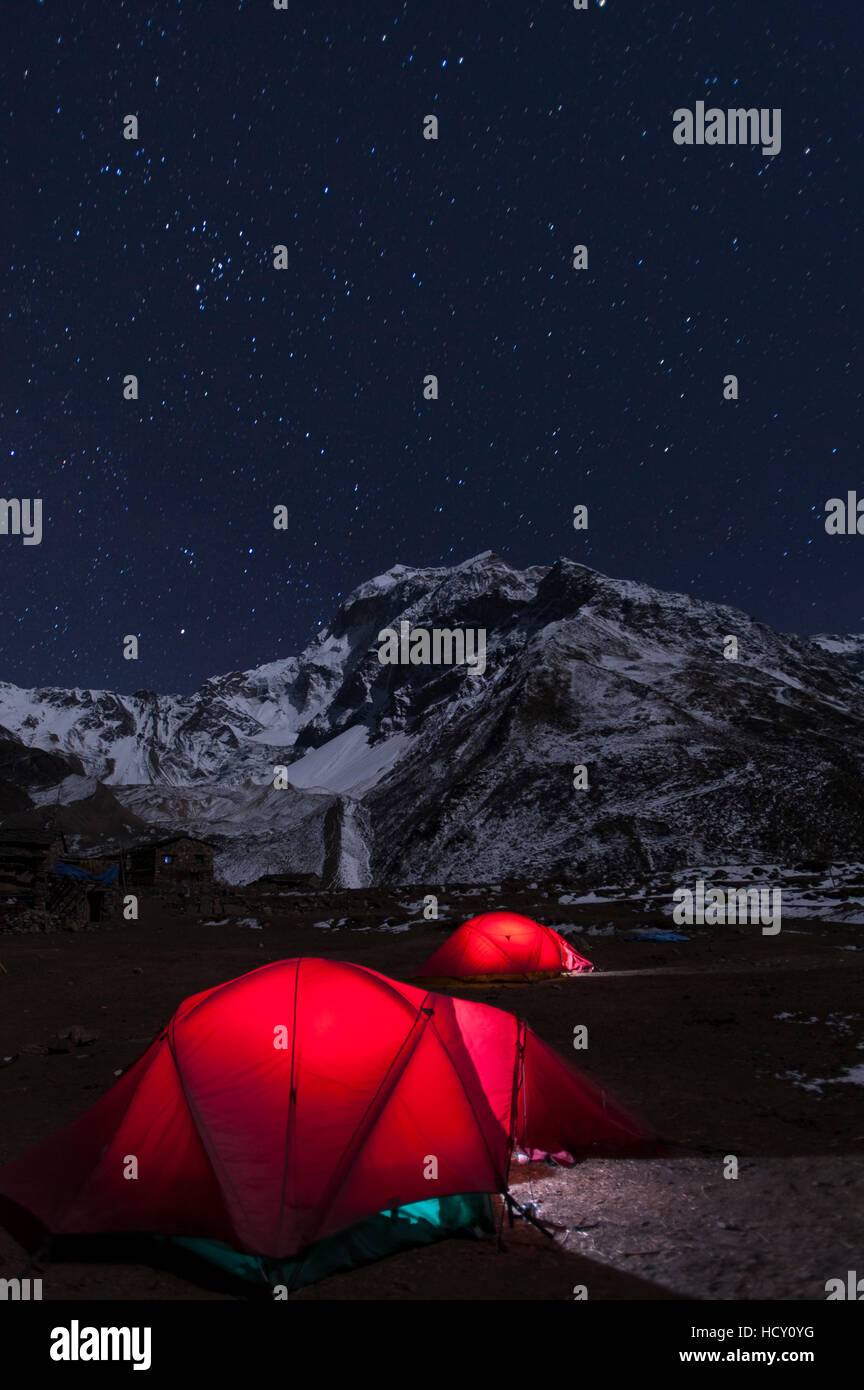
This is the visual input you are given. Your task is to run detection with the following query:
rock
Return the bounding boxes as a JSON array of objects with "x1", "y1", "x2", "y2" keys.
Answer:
[
  {"x1": 46, "y1": 1026, "x2": 99, "y2": 1052},
  {"x1": 1, "y1": 907, "x2": 57, "y2": 936},
  {"x1": 62, "y1": 1026, "x2": 99, "y2": 1046}
]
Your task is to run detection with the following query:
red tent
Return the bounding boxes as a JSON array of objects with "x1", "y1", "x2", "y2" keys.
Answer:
[
  {"x1": 0, "y1": 959, "x2": 645, "y2": 1281},
  {"x1": 412, "y1": 911, "x2": 594, "y2": 984}
]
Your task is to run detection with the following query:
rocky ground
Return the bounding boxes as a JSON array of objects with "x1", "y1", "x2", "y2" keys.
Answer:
[{"x1": 1, "y1": 881, "x2": 862, "y2": 1300}]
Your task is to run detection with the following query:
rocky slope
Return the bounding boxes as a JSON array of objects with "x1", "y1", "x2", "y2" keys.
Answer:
[{"x1": 1, "y1": 553, "x2": 863, "y2": 884}]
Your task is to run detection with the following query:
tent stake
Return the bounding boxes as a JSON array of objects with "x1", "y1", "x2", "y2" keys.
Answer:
[{"x1": 505, "y1": 1192, "x2": 556, "y2": 1240}]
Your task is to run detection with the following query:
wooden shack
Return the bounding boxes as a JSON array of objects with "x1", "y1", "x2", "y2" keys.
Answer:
[
  {"x1": 126, "y1": 836, "x2": 215, "y2": 906},
  {"x1": 45, "y1": 855, "x2": 122, "y2": 925},
  {"x1": 0, "y1": 829, "x2": 65, "y2": 906}
]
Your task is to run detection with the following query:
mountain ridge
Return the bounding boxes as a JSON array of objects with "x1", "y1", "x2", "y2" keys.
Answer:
[{"x1": 2, "y1": 553, "x2": 863, "y2": 884}]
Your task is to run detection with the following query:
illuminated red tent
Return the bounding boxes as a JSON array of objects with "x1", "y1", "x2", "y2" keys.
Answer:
[
  {"x1": 0, "y1": 958, "x2": 646, "y2": 1288},
  {"x1": 412, "y1": 911, "x2": 594, "y2": 984}
]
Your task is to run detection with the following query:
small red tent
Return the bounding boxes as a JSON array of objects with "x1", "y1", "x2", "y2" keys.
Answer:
[
  {"x1": 412, "y1": 911, "x2": 594, "y2": 984},
  {"x1": 0, "y1": 959, "x2": 645, "y2": 1287}
]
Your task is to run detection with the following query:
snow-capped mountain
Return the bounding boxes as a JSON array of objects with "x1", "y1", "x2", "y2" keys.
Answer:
[
  {"x1": 2, "y1": 552, "x2": 864, "y2": 884},
  {"x1": 0, "y1": 552, "x2": 537, "y2": 789}
]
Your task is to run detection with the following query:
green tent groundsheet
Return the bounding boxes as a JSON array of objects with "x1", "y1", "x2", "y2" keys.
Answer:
[{"x1": 155, "y1": 1192, "x2": 494, "y2": 1292}]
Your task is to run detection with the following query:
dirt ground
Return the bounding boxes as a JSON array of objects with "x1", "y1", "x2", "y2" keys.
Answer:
[{"x1": 1, "y1": 885, "x2": 862, "y2": 1300}]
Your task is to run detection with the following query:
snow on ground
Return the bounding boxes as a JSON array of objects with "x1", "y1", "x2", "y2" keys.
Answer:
[
  {"x1": 558, "y1": 891, "x2": 614, "y2": 905},
  {"x1": 774, "y1": 1011, "x2": 864, "y2": 1094},
  {"x1": 781, "y1": 896, "x2": 864, "y2": 923},
  {"x1": 779, "y1": 1067, "x2": 864, "y2": 1094},
  {"x1": 646, "y1": 862, "x2": 864, "y2": 926},
  {"x1": 400, "y1": 899, "x2": 441, "y2": 916}
]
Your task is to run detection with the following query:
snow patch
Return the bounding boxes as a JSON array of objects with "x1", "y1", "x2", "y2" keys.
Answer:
[
  {"x1": 285, "y1": 727, "x2": 413, "y2": 796},
  {"x1": 30, "y1": 775, "x2": 99, "y2": 806},
  {"x1": 336, "y1": 799, "x2": 372, "y2": 889}
]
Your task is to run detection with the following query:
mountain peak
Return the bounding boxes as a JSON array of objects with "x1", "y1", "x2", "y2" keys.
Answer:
[{"x1": 3, "y1": 556, "x2": 864, "y2": 886}]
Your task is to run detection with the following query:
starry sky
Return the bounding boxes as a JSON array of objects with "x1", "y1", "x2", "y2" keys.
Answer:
[{"x1": 2, "y1": 0, "x2": 861, "y2": 694}]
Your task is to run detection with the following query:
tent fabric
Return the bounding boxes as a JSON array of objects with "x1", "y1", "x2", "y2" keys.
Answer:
[
  {"x1": 155, "y1": 1192, "x2": 494, "y2": 1291},
  {"x1": 412, "y1": 911, "x2": 594, "y2": 984},
  {"x1": 0, "y1": 958, "x2": 649, "y2": 1267}
]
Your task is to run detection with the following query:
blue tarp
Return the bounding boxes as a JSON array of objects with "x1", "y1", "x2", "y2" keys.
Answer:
[
  {"x1": 624, "y1": 929, "x2": 690, "y2": 942},
  {"x1": 51, "y1": 862, "x2": 119, "y2": 886}
]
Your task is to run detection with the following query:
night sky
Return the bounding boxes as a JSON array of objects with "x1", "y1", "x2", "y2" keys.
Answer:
[{"x1": 2, "y1": 0, "x2": 860, "y2": 694}]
